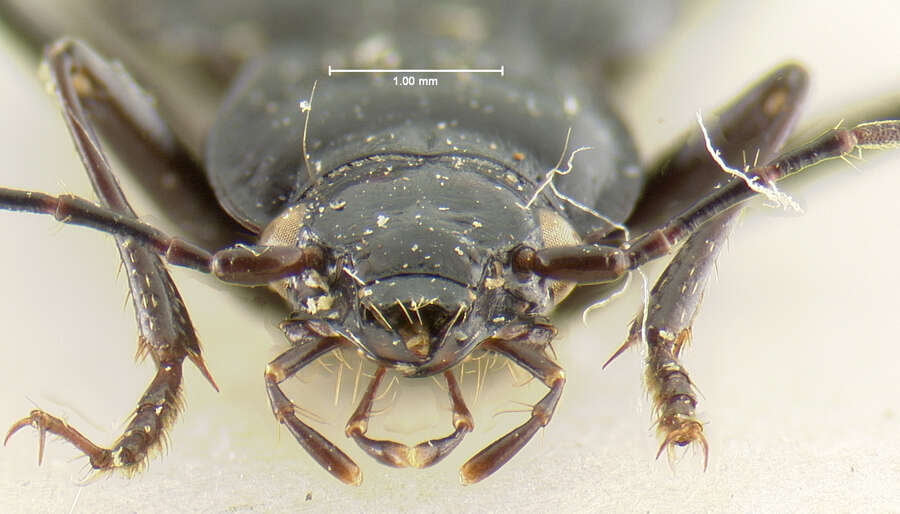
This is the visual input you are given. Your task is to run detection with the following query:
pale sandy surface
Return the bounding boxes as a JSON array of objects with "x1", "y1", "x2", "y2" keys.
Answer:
[{"x1": 1, "y1": 1, "x2": 899, "y2": 512}]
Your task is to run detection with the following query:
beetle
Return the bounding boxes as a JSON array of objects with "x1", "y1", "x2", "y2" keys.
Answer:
[{"x1": 1, "y1": 0, "x2": 900, "y2": 508}]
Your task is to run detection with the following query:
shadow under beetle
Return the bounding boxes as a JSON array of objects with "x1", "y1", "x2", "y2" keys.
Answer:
[{"x1": 1, "y1": 2, "x2": 898, "y2": 485}]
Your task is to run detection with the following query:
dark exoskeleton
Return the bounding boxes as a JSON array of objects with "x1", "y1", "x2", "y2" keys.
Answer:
[{"x1": 1, "y1": 1, "x2": 898, "y2": 485}]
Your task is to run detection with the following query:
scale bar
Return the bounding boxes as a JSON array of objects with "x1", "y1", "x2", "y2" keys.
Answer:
[{"x1": 328, "y1": 65, "x2": 504, "y2": 77}]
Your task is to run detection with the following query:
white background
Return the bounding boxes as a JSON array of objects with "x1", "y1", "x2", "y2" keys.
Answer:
[{"x1": 1, "y1": 1, "x2": 899, "y2": 512}]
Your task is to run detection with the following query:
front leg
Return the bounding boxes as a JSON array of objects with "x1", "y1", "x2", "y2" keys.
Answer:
[
  {"x1": 7, "y1": 351, "x2": 186, "y2": 473},
  {"x1": 521, "y1": 64, "x2": 899, "y2": 471},
  {"x1": 598, "y1": 64, "x2": 811, "y2": 467},
  {"x1": 628, "y1": 208, "x2": 740, "y2": 468},
  {"x1": 3, "y1": 39, "x2": 216, "y2": 474}
]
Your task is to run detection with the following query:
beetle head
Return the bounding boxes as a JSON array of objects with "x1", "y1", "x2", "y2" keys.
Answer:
[
  {"x1": 260, "y1": 208, "x2": 495, "y2": 377},
  {"x1": 260, "y1": 156, "x2": 551, "y2": 378}
]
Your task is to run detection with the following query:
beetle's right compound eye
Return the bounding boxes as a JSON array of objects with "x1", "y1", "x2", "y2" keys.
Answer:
[{"x1": 259, "y1": 203, "x2": 308, "y2": 247}]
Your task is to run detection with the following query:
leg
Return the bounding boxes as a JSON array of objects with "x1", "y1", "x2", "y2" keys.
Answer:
[
  {"x1": 2, "y1": 40, "x2": 330, "y2": 472},
  {"x1": 460, "y1": 324, "x2": 563, "y2": 484},
  {"x1": 598, "y1": 64, "x2": 823, "y2": 467},
  {"x1": 42, "y1": 37, "x2": 241, "y2": 248},
  {"x1": 264, "y1": 334, "x2": 362, "y2": 486},
  {"x1": 345, "y1": 367, "x2": 474, "y2": 469},
  {"x1": 2, "y1": 38, "x2": 323, "y2": 473},
  {"x1": 5, "y1": 354, "x2": 184, "y2": 474},
  {"x1": 619, "y1": 208, "x2": 741, "y2": 468},
  {"x1": 625, "y1": 64, "x2": 808, "y2": 235},
  {"x1": 3, "y1": 39, "x2": 218, "y2": 474}
]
